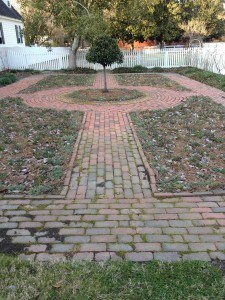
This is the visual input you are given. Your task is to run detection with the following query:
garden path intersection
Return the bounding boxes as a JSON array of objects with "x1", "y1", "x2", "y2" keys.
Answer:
[{"x1": 1, "y1": 72, "x2": 225, "y2": 262}]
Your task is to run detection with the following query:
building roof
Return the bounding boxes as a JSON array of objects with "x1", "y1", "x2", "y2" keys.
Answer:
[{"x1": 0, "y1": 0, "x2": 22, "y2": 21}]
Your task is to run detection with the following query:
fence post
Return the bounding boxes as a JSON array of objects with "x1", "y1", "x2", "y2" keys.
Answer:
[{"x1": 164, "y1": 50, "x2": 169, "y2": 68}]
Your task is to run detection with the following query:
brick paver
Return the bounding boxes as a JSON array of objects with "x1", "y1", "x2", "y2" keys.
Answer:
[{"x1": 0, "y1": 71, "x2": 225, "y2": 261}]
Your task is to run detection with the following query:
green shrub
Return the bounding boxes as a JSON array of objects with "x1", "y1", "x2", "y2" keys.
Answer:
[
  {"x1": 112, "y1": 65, "x2": 149, "y2": 73},
  {"x1": 0, "y1": 73, "x2": 16, "y2": 86},
  {"x1": 150, "y1": 67, "x2": 166, "y2": 73},
  {"x1": 61, "y1": 67, "x2": 97, "y2": 74}
]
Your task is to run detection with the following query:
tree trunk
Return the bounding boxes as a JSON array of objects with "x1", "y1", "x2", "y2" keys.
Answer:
[
  {"x1": 71, "y1": 35, "x2": 81, "y2": 68},
  {"x1": 103, "y1": 66, "x2": 108, "y2": 93}
]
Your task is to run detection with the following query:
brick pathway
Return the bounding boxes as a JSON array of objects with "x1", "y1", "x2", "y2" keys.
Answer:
[
  {"x1": 0, "y1": 71, "x2": 225, "y2": 262},
  {"x1": 66, "y1": 112, "x2": 151, "y2": 200}
]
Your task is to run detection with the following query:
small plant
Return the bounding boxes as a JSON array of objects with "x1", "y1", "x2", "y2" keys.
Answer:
[{"x1": 0, "y1": 73, "x2": 16, "y2": 86}]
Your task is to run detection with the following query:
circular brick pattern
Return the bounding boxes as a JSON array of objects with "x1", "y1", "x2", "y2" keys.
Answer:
[{"x1": 1, "y1": 72, "x2": 225, "y2": 113}]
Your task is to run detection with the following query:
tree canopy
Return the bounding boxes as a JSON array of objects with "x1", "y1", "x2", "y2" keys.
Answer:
[{"x1": 19, "y1": 0, "x2": 225, "y2": 48}]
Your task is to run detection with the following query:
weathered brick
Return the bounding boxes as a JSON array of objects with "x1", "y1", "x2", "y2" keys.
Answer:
[
  {"x1": 95, "y1": 221, "x2": 118, "y2": 228},
  {"x1": 86, "y1": 228, "x2": 110, "y2": 235},
  {"x1": 44, "y1": 222, "x2": 65, "y2": 228},
  {"x1": 189, "y1": 243, "x2": 217, "y2": 252},
  {"x1": 64, "y1": 236, "x2": 90, "y2": 243},
  {"x1": 36, "y1": 253, "x2": 66, "y2": 262},
  {"x1": 95, "y1": 252, "x2": 111, "y2": 261},
  {"x1": 79, "y1": 243, "x2": 106, "y2": 252},
  {"x1": 137, "y1": 227, "x2": 162, "y2": 236},
  {"x1": 51, "y1": 210, "x2": 74, "y2": 216},
  {"x1": 0, "y1": 222, "x2": 17, "y2": 229},
  {"x1": 188, "y1": 227, "x2": 214, "y2": 234},
  {"x1": 182, "y1": 253, "x2": 211, "y2": 261},
  {"x1": 135, "y1": 243, "x2": 161, "y2": 252},
  {"x1": 7, "y1": 229, "x2": 30, "y2": 236},
  {"x1": 19, "y1": 222, "x2": 42, "y2": 228},
  {"x1": 34, "y1": 216, "x2": 57, "y2": 222},
  {"x1": 59, "y1": 228, "x2": 85, "y2": 235},
  {"x1": 125, "y1": 252, "x2": 153, "y2": 262},
  {"x1": 91, "y1": 235, "x2": 117, "y2": 243},
  {"x1": 145, "y1": 220, "x2": 169, "y2": 227},
  {"x1": 154, "y1": 252, "x2": 181, "y2": 262},
  {"x1": 163, "y1": 243, "x2": 189, "y2": 252},
  {"x1": 111, "y1": 228, "x2": 136, "y2": 235},
  {"x1": 50, "y1": 244, "x2": 75, "y2": 253},
  {"x1": 12, "y1": 236, "x2": 36, "y2": 243},
  {"x1": 83, "y1": 215, "x2": 105, "y2": 221},
  {"x1": 146, "y1": 235, "x2": 172, "y2": 243},
  {"x1": 72, "y1": 252, "x2": 94, "y2": 261},
  {"x1": 26, "y1": 244, "x2": 47, "y2": 253},
  {"x1": 107, "y1": 243, "x2": 133, "y2": 252},
  {"x1": 169, "y1": 220, "x2": 193, "y2": 227}
]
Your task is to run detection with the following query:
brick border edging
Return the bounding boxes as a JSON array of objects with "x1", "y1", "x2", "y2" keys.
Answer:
[
  {"x1": 61, "y1": 112, "x2": 87, "y2": 196},
  {"x1": 0, "y1": 112, "x2": 87, "y2": 201},
  {"x1": 127, "y1": 114, "x2": 225, "y2": 198},
  {"x1": 127, "y1": 114, "x2": 157, "y2": 194}
]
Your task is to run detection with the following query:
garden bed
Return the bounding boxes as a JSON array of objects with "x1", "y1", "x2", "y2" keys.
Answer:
[
  {"x1": 21, "y1": 74, "x2": 94, "y2": 93},
  {"x1": 63, "y1": 88, "x2": 145, "y2": 104},
  {"x1": 0, "y1": 70, "x2": 41, "y2": 86},
  {"x1": 116, "y1": 74, "x2": 189, "y2": 91},
  {"x1": 0, "y1": 98, "x2": 83, "y2": 195},
  {"x1": 131, "y1": 96, "x2": 225, "y2": 193}
]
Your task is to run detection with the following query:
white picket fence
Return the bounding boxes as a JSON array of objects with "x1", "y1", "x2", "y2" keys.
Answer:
[
  {"x1": 6, "y1": 47, "x2": 70, "y2": 70},
  {"x1": 2, "y1": 43, "x2": 225, "y2": 74},
  {"x1": 76, "y1": 48, "x2": 191, "y2": 70}
]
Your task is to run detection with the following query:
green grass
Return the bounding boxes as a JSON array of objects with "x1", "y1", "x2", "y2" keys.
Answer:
[
  {"x1": 21, "y1": 74, "x2": 94, "y2": 93},
  {"x1": 131, "y1": 96, "x2": 225, "y2": 193},
  {"x1": 150, "y1": 67, "x2": 225, "y2": 92},
  {"x1": 174, "y1": 67, "x2": 225, "y2": 91},
  {"x1": 116, "y1": 73, "x2": 189, "y2": 91},
  {"x1": 0, "y1": 255, "x2": 224, "y2": 299},
  {"x1": 0, "y1": 98, "x2": 83, "y2": 195}
]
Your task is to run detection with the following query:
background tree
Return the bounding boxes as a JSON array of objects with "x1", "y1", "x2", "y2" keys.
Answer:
[
  {"x1": 18, "y1": 0, "x2": 110, "y2": 62},
  {"x1": 86, "y1": 35, "x2": 123, "y2": 92},
  {"x1": 180, "y1": 0, "x2": 225, "y2": 43}
]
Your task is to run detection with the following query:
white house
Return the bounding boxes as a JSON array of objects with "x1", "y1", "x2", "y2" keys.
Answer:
[{"x1": 0, "y1": 0, "x2": 25, "y2": 47}]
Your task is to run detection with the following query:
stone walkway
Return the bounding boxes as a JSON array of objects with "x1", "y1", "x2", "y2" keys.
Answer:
[{"x1": 0, "y1": 71, "x2": 225, "y2": 262}]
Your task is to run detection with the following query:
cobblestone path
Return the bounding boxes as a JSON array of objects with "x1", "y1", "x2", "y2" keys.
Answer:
[{"x1": 0, "y1": 71, "x2": 225, "y2": 262}]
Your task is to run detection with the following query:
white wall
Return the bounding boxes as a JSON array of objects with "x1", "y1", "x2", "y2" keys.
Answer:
[{"x1": 0, "y1": 17, "x2": 25, "y2": 47}]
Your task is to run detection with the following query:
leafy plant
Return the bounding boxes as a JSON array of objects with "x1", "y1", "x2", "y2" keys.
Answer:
[
  {"x1": 0, "y1": 73, "x2": 16, "y2": 86},
  {"x1": 86, "y1": 35, "x2": 123, "y2": 92}
]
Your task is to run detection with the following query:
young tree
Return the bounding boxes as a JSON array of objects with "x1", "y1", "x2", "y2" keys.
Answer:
[{"x1": 86, "y1": 35, "x2": 123, "y2": 92}]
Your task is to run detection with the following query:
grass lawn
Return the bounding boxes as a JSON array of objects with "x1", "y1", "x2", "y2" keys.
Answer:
[
  {"x1": 171, "y1": 67, "x2": 225, "y2": 91},
  {"x1": 0, "y1": 98, "x2": 83, "y2": 195},
  {"x1": 116, "y1": 74, "x2": 189, "y2": 91},
  {"x1": 149, "y1": 67, "x2": 225, "y2": 92},
  {"x1": 64, "y1": 88, "x2": 145, "y2": 104},
  {"x1": 0, "y1": 256, "x2": 224, "y2": 300},
  {"x1": 21, "y1": 74, "x2": 94, "y2": 93},
  {"x1": 131, "y1": 96, "x2": 225, "y2": 193}
]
